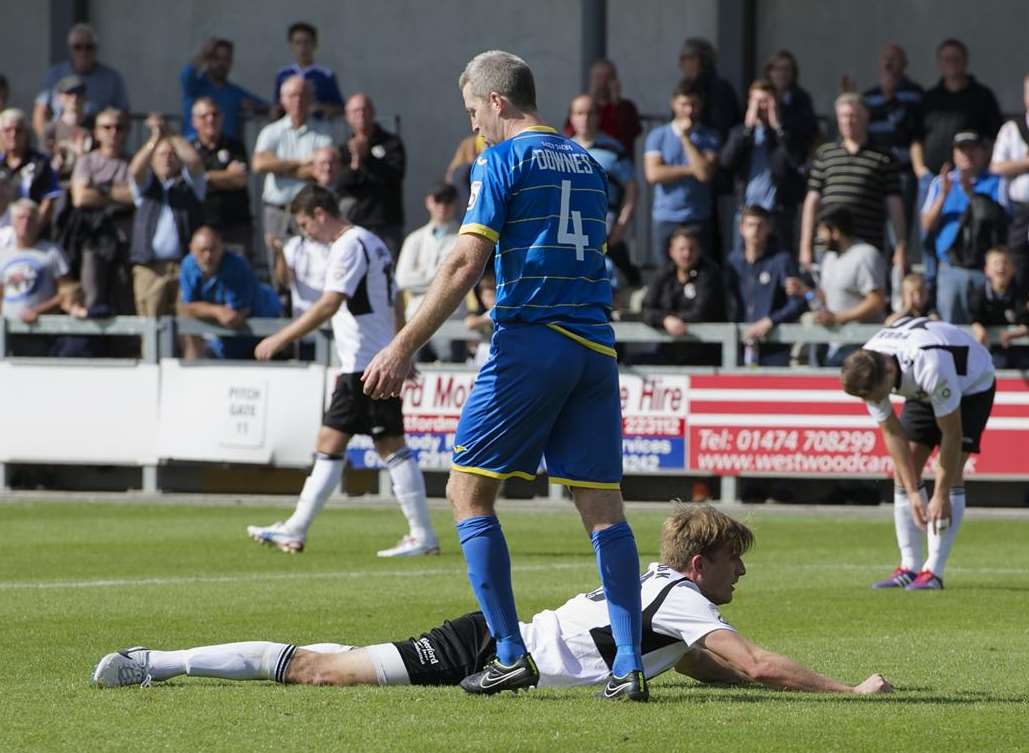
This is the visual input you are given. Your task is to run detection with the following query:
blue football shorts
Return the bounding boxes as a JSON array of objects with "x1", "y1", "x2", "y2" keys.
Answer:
[{"x1": 451, "y1": 323, "x2": 622, "y2": 489}]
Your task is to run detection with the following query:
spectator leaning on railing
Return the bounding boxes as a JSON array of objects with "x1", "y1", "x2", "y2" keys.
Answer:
[
  {"x1": 67, "y1": 107, "x2": 134, "y2": 313},
  {"x1": 920, "y1": 131, "x2": 1008, "y2": 324},
  {"x1": 641, "y1": 225, "x2": 724, "y2": 366},
  {"x1": 968, "y1": 246, "x2": 1029, "y2": 369},
  {"x1": 128, "y1": 115, "x2": 206, "y2": 317},
  {"x1": 178, "y1": 226, "x2": 281, "y2": 360},
  {"x1": 788, "y1": 206, "x2": 886, "y2": 367},
  {"x1": 32, "y1": 23, "x2": 129, "y2": 142},
  {"x1": 725, "y1": 206, "x2": 805, "y2": 367},
  {"x1": 0, "y1": 199, "x2": 73, "y2": 356}
]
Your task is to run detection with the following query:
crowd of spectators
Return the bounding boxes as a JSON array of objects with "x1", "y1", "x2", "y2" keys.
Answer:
[{"x1": 1, "y1": 22, "x2": 1027, "y2": 368}]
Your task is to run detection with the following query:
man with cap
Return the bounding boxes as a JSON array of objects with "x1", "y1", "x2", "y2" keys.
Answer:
[
  {"x1": 43, "y1": 75, "x2": 93, "y2": 185},
  {"x1": 920, "y1": 130, "x2": 1008, "y2": 323}
]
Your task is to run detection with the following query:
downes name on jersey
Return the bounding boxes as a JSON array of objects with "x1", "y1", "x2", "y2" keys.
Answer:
[{"x1": 861, "y1": 317, "x2": 995, "y2": 423}]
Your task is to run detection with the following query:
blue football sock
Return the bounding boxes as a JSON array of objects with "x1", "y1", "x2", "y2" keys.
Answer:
[
  {"x1": 456, "y1": 515, "x2": 526, "y2": 665},
  {"x1": 592, "y1": 521, "x2": 643, "y2": 676}
]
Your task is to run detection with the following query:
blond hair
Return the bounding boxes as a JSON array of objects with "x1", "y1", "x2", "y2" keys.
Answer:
[{"x1": 660, "y1": 504, "x2": 754, "y2": 571}]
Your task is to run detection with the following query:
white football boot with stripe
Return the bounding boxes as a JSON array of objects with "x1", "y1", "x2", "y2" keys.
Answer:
[
  {"x1": 376, "y1": 535, "x2": 441, "y2": 558},
  {"x1": 92, "y1": 647, "x2": 152, "y2": 688},
  {"x1": 247, "y1": 521, "x2": 305, "y2": 553}
]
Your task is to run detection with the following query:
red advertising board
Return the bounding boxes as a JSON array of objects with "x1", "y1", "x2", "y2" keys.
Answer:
[{"x1": 687, "y1": 374, "x2": 1029, "y2": 479}]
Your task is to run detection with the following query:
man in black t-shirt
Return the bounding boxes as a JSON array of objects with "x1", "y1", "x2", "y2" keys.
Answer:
[{"x1": 189, "y1": 97, "x2": 257, "y2": 276}]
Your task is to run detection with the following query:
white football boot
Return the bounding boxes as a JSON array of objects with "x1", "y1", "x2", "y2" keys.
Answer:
[
  {"x1": 246, "y1": 521, "x2": 305, "y2": 553},
  {"x1": 376, "y1": 535, "x2": 441, "y2": 558},
  {"x1": 91, "y1": 647, "x2": 152, "y2": 688}
]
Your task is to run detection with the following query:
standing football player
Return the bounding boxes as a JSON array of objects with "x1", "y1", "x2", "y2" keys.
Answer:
[
  {"x1": 246, "y1": 185, "x2": 438, "y2": 558},
  {"x1": 361, "y1": 51, "x2": 646, "y2": 700},
  {"x1": 840, "y1": 317, "x2": 995, "y2": 590}
]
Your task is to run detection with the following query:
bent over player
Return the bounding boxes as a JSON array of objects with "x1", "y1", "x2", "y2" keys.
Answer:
[
  {"x1": 92, "y1": 505, "x2": 892, "y2": 696},
  {"x1": 360, "y1": 51, "x2": 645, "y2": 699},
  {"x1": 841, "y1": 317, "x2": 995, "y2": 590},
  {"x1": 247, "y1": 185, "x2": 438, "y2": 558}
]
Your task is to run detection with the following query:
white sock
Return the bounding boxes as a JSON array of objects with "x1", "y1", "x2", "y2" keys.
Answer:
[
  {"x1": 924, "y1": 486, "x2": 966, "y2": 578},
  {"x1": 385, "y1": 447, "x2": 435, "y2": 543},
  {"x1": 893, "y1": 485, "x2": 926, "y2": 571},
  {"x1": 148, "y1": 642, "x2": 296, "y2": 683},
  {"x1": 285, "y1": 453, "x2": 344, "y2": 534}
]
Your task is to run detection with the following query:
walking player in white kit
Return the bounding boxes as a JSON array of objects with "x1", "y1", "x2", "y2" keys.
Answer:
[
  {"x1": 247, "y1": 184, "x2": 439, "y2": 558},
  {"x1": 840, "y1": 317, "x2": 996, "y2": 590}
]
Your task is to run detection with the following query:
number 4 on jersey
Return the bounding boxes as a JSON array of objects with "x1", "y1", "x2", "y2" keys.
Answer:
[{"x1": 558, "y1": 179, "x2": 589, "y2": 261}]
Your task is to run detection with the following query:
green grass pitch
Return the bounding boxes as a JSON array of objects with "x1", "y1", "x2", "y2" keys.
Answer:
[{"x1": 1, "y1": 500, "x2": 1027, "y2": 753}]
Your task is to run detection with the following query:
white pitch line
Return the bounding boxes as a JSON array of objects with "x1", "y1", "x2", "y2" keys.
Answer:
[
  {"x1": 1, "y1": 561, "x2": 1025, "y2": 592},
  {"x1": 0, "y1": 561, "x2": 596, "y2": 591}
]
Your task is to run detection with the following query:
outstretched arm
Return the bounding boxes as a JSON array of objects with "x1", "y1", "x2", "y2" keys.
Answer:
[
  {"x1": 362, "y1": 233, "x2": 492, "y2": 398},
  {"x1": 696, "y1": 629, "x2": 892, "y2": 694}
]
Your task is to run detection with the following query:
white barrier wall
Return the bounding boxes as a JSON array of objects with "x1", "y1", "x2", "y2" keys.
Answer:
[
  {"x1": 157, "y1": 360, "x2": 324, "y2": 467},
  {"x1": 0, "y1": 361, "x2": 159, "y2": 464}
]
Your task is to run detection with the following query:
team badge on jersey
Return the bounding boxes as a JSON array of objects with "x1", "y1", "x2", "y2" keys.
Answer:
[{"x1": 467, "y1": 180, "x2": 482, "y2": 210}]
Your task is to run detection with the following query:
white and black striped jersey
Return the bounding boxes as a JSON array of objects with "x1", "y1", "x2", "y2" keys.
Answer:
[
  {"x1": 861, "y1": 317, "x2": 995, "y2": 423},
  {"x1": 519, "y1": 562, "x2": 735, "y2": 688},
  {"x1": 323, "y1": 226, "x2": 397, "y2": 373}
]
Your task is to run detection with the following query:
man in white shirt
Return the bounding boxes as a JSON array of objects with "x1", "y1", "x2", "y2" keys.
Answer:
[
  {"x1": 841, "y1": 318, "x2": 996, "y2": 590},
  {"x1": 93, "y1": 504, "x2": 892, "y2": 696},
  {"x1": 395, "y1": 182, "x2": 463, "y2": 361},
  {"x1": 245, "y1": 185, "x2": 437, "y2": 559},
  {"x1": 0, "y1": 198, "x2": 72, "y2": 356},
  {"x1": 989, "y1": 73, "x2": 1029, "y2": 293},
  {"x1": 252, "y1": 76, "x2": 332, "y2": 273}
]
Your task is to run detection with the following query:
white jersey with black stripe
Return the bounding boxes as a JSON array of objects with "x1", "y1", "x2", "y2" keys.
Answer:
[
  {"x1": 519, "y1": 562, "x2": 735, "y2": 688},
  {"x1": 323, "y1": 226, "x2": 397, "y2": 373},
  {"x1": 861, "y1": 317, "x2": 995, "y2": 422}
]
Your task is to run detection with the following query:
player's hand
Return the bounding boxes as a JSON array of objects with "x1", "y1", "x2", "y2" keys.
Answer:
[
  {"x1": 853, "y1": 674, "x2": 893, "y2": 694},
  {"x1": 909, "y1": 492, "x2": 928, "y2": 530},
  {"x1": 254, "y1": 335, "x2": 284, "y2": 361},
  {"x1": 926, "y1": 493, "x2": 952, "y2": 535},
  {"x1": 362, "y1": 343, "x2": 414, "y2": 399}
]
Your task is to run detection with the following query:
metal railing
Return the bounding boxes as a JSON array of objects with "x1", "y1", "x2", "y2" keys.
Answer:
[{"x1": 2, "y1": 315, "x2": 1026, "y2": 366}]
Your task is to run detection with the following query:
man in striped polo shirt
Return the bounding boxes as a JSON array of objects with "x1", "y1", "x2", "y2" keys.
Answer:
[{"x1": 799, "y1": 93, "x2": 908, "y2": 273}]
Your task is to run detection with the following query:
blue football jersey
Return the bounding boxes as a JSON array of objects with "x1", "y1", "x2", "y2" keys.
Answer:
[{"x1": 460, "y1": 126, "x2": 615, "y2": 355}]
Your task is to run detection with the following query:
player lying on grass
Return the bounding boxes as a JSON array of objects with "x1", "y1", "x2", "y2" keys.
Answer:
[{"x1": 92, "y1": 505, "x2": 891, "y2": 697}]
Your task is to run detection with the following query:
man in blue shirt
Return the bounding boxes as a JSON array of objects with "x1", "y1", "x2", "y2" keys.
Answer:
[
  {"x1": 179, "y1": 226, "x2": 281, "y2": 359},
  {"x1": 726, "y1": 206, "x2": 806, "y2": 366},
  {"x1": 361, "y1": 50, "x2": 646, "y2": 702},
  {"x1": 643, "y1": 81, "x2": 720, "y2": 265},
  {"x1": 274, "y1": 22, "x2": 345, "y2": 118},
  {"x1": 921, "y1": 131, "x2": 1008, "y2": 323},
  {"x1": 181, "y1": 38, "x2": 267, "y2": 140}
]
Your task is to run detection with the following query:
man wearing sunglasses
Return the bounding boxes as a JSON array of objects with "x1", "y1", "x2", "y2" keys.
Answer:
[{"x1": 32, "y1": 24, "x2": 129, "y2": 141}]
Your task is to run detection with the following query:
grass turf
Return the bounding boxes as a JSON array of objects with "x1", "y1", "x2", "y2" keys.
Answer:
[{"x1": 1, "y1": 500, "x2": 1027, "y2": 753}]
